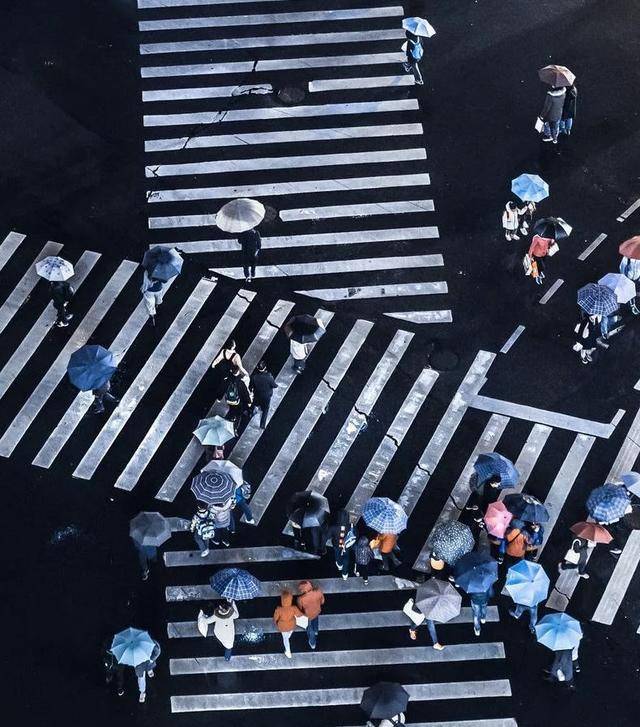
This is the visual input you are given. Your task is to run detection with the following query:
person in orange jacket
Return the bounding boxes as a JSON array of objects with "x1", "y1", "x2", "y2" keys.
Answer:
[
  {"x1": 297, "y1": 580, "x2": 325, "y2": 649},
  {"x1": 273, "y1": 590, "x2": 303, "y2": 658},
  {"x1": 370, "y1": 532, "x2": 402, "y2": 572}
]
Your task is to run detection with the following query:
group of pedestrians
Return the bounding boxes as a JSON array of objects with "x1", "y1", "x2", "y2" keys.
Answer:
[{"x1": 536, "y1": 65, "x2": 578, "y2": 144}]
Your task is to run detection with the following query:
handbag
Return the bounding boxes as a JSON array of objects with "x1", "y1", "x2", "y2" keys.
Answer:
[
  {"x1": 547, "y1": 242, "x2": 560, "y2": 256},
  {"x1": 563, "y1": 539, "x2": 581, "y2": 565},
  {"x1": 402, "y1": 598, "x2": 425, "y2": 626},
  {"x1": 295, "y1": 614, "x2": 309, "y2": 628},
  {"x1": 197, "y1": 610, "x2": 209, "y2": 637},
  {"x1": 535, "y1": 116, "x2": 544, "y2": 133}
]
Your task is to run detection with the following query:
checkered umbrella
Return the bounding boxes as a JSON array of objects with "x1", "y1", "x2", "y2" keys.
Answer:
[
  {"x1": 193, "y1": 416, "x2": 235, "y2": 446},
  {"x1": 505, "y1": 560, "x2": 549, "y2": 607},
  {"x1": 473, "y1": 453, "x2": 519, "y2": 488},
  {"x1": 511, "y1": 173, "x2": 549, "y2": 203},
  {"x1": 586, "y1": 483, "x2": 630, "y2": 523},
  {"x1": 577, "y1": 283, "x2": 619, "y2": 316},
  {"x1": 36, "y1": 255, "x2": 75, "y2": 281},
  {"x1": 362, "y1": 497, "x2": 408, "y2": 534},
  {"x1": 428, "y1": 520, "x2": 475, "y2": 565},
  {"x1": 503, "y1": 493, "x2": 549, "y2": 523},
  {"x1": 535, "y1": 613, "x2": 582, "y2": 651},
  {"x1": 110, "y1": 627, "x2": 155, "y2": 667},
  {"x1": 201, "y1": 459, "x2": 243, "y2": 486},
  {"x1": 210, "y1": 568, "x2": 262, "y2": 601},
  {"x1": 191, "y1": 470, "x2": 235, "y2": 505},
  {"x1": 415, "y1": 579, "x2": 461, "y2": 622},
  {"x1": 129, "y1": 512, "x2": 171, "y2": 547},
  {"x1": 142, "y1": 246, "x2": 183, "y2": 281},
  {"x1": 598, "y1": 273, "x2": 636, "y2": 304},
  {"x1": 532, "y1": 216, "x2": 572, "y2": 240}
]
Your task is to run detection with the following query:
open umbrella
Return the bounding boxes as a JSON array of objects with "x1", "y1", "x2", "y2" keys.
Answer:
[
  {"x1": 286, "y1": 490, "x2": 330, "y2": 528},
  {"x1": 453, "y1": 551, "x2": 498, "y2": 594},
  {"x1": 415, "y1": 579, "x2": 461, "y2": 622},
  {"x1": 535, "y1": 613, "x2": 582, "y2": 651},
  {"x1": 201, "y1": 459, "x2": 243, "y2": 486},
  {"x1": 538, "y1": 64, "x2": 576, "y2": 87},
  {"x1": 142, "y1": 246, "x2": 183, "y2": 281},
  {"x1": 216, "y1": 198, "x2": 265, "y2": 233},
  {"x1": 285, "y1": 314, "x2": 326, "y2": 344},
  {"x1": 577, "y1": 283, "x2": 619, "y2": 316},
  {"x1": 129, "y1": 512, "x2": 171, "y2": 547},
  {"x1": 570, "y1": 521, "x2": 612, "y2": 544},
  {"x1": 620, "y1": 471, "x2": 640, "y2": 497},
  {"x1": 191, "y1": 470, "x2": 235, "y2": 505},
  {"x1": 473, "y1": 453, "x2": 519, "y2": 488},
  {"x1": 193, "y1": 416, "x2": 235, "y2": 446},
  {"x1": 532, "y1": 216, "x2": 572, "y2": 240},
  {"x1": 511, "y1": 174, "x2": 549, "y2": 203},
  {"x1": 505, "y1": 560, "x2": 550, "y2": 607},
  {"x1": 111, "y1": 627, "x2": 155, "y2": 667},
  {"x1": 67, "y1": 345, "x2": 116, "y2": 391},
  {"x1": 598, "y1": 273, "x2": 636, "y2": 303},
  {"x1": 210, "y1": 567, "x2": 262, "y2": 600},
  {"x1": 361, "y1": 682, "x2": 409, "y2": 720},
  {"x1": 402, "y1": 16, "x2": 436, "y2": 37},
  {"x1": 619, "y1": 235, "x2": 640, "y2": 260},
  {"x1": 484, "y1": 501, "x2": 513, "y2": 538},
  {"x1": 586, "y1": 483, "x2": 630, "y2": 523},
  {"x1": 362, "y1": 497, "x2": 408, "y2": 534},
  {"x1": 428, "y1": 520, "x2": 475, "y2": 565},
  {"x1": 503, "y1": 493, "x2": 549, "y2": 523},
  {"x1": 36, "y1": 256, "x2": 74, "y2": 281}
]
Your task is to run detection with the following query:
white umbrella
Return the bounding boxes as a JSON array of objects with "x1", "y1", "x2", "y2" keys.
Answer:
[
  {"x1": 402, "y1": 16, "x2": 436, "y2": 38},
  {"x1": 598, "y1": 273, "x2": 636, "y2": 304},
  {"x1": 36, "y1": 256, "x2": 74, "y2": 281},
  {"x1": 202, "y1": 459, "x2": 243, "y2": 486},
  {"x1": 216, "y1": 198, "x2": 265, "y2": 233}
]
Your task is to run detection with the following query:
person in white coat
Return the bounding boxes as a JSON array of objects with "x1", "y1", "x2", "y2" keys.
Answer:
[{"x1": 198, "y1": 600, "x2": 239, "y2": 660}]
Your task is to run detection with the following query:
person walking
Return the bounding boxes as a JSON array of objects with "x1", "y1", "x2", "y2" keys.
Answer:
[
  {"x1": 229, "y1": 482, "x2": 255, "y2": 529},
  {"x1": 573, "y1": 312, "x2": 600, "y2": 365},
  {"x1": 92, "y1": 378, "x2": 119, "y2": 414},
  {"x1": 524, "y1": 523, "x2": 544, "y2": 560},
  {"x1": 273, "y1": 590, "x2": 303, "y2": 658},
  {"x1": 509, "y1": 598, "x2": 539, "y2": 633},
  {"x1": 467, "y1": 473, "x2": 502, "y2": 523},
  {"x1": 102, "y1": 641, "x2": 125, "y2": 696},
  {"x1": 403, "y1": 31, "x2": 424, "y2": 85},
  {"x1": 502, "y1": 202, "x2": 522, "y2": 241},
  {"x1": 545, "y1": 646, "x2": 579, "y2": 689},
  {"x1": 558, "y1": 536, "x2": 592, "y2": 579},
  {"x1": 209, "y1": 501, "x2": 232, "y2": 547},
  {"x1": 250, "y1": 360, "x2": 278, "y2": 429},
  {"x1": 528, "y1": 234, "x2": 553, "y2": 285},
  {"x1": 405, "y1": 596, "x2": 444, "y2": 649},
  {"x1": 141, "y1": 270, "x2": 167, "y2": 324},
  {"x1": 371, "y1": 532, "x2": 402, "y2": 571},
  {"x1": 354, "y1": 534, "x2": 375, "y2": 585},
  {"x1": 619, "y1": 256, "x2": 640, "y2": 315},
  {"x1": 134, "y1": 638, "x2": 161, "y2": 703},
  {"x1": 329, "y1": 510, "x2": 357, "y2": 580},
  {"x1": 297, "y1": 580, "x2": 325, "y2": 650},
  {"x1": 50, "y1": 280, "x2": 74, "y2": 327},
  {"x1": 238, "y1": 228, "x2": 261, "y2": 283},
  {"x1": 470, "y1": 585, "x2": 494, "y2": 637},
  {"x1": 190, "y1": 503, "x2": 217, "y2": 556},
  {"x1": 224, "y1": 365, "x2": 252, "y2": 436},
  {"x1": 134, "y1": 541, "x2": 158, "y2": 582},
  {"x1": 212, "y1": 340, "x2": 249, "y2": 398},
  {"x1": 560, "y1": 83, "x2": 578, "y2": 135},
  {"x1": 500, "y1": 519, "x2": 529, "y2": 565},
  {"x1": 367, "y1": 714, "x2": 406, "y2": 727},
  {"x1": 539, "y1": 85, "x2": 566, "y2": 144},
  {"x1": 197, "y1": 600, "x2": 239, "y2": 660}
]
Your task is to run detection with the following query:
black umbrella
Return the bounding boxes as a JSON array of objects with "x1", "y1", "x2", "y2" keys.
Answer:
[
  {"x1": 285, "y1": 314, "x2": 325, "y2": 344},
  {"x1": 286, "y1": 490, "x2": 330, "y2": 528},
  {"x1": 360, "y1": 681, "x2": 409, "y2": 720},
  {"x1": 532, "y1": 217, "x2": 572, "y2": 240}
]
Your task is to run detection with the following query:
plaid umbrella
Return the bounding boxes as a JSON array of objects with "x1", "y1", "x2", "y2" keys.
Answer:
[
  {"x1": 415, "y1": 579, "x2": 461, "y2": 622},
  {"x1": 285, "y1": 314, "x2": 326, "y2": 344},
  {"x1": 535, "y1": 613, "x2": 582, "y2": 651},
  {"x1": 620, "y1": 471, "x2": 640, "y2": 497},
  {"x1": 511, "y1": 174, "x2": 549, "y2": 203},
  {"x1": 67, "y1": 345, "x2": 116, "y2": 391},
  {"x1": 111, "y1": 628, "x2": 155, "y2": 667},
  {"x1": 473, "y1": 453, "x2": 519, "y2": 488},
  {"x1": 142, "y1": 246, "x2": 183, "y2": 281},
  {"x1": 505, "y1": 560, "x2": 550, "y2": 607},
  {"x1": 598, "y1": 273, "x2": 636, "y2": 304},
  {"x1": 570, "y1": 521, "x2": 612, "y2": 544},
  {"x1": 538, "y1": 64, "x2": 575, "y2": 87},
  {"x1": 586, "y1": 483, "x2": 630, "y2": 523},
  {"x1": 210, "y1": 567, "x2": 262, "y2": 600},
  {"x1": 428, "y1": 520, "x2": 474, "y2": 565},
  {"x1": 619, "y1": 236, "x2": 640, "y2": 260},
  {"x1": 503, "y1": 493, "x2": 549, "y2": 523},
  {"x1": 286, "y1": 490, "x2": 330, "y2": 528},
  {"x1": 360, "y1": 682, "x2": 409, "y2": 720},
  {"x1": 216, "y1": 198, "x2": 265, "y2": 233},
  {"x1": 532, "y1": 217, "x2": 572, "y2": 240},
  {"x1": 484, "y1": 501, "x2": 513, "y2": 538},
  {"x1": 201, "y1": 459, "x2": 243, "y2": 486},
  {"x1": 193, "y1": 416, "x2": 235, "y2": 446},
  {"x1": 577, "y1": 283, "x2": 620, "y2": 316},
  {"x1": 402, "y1": 16, "x2": 436, "y2": 37},
  {"x1": 191, "y1": 470, "x2": 235, "y2": 505},
  {"x1": 129, "y1": 512, "x2": 171, "y2": 547},
  {"x1": 453, "y1": 551, "x2": 498, "y2": 594},
  {"x1": 362, "y1": 497, "x2": 408, "y2": 534},
  {"x1": 36, "y1": 256, "x2": 74, "y2": 281}
]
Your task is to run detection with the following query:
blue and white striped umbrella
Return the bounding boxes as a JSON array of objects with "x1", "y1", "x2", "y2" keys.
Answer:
[
  {"x1": 505, "y1": 560, "x2": 549, "y2": 607},
  {"x1": 110, "y1": 627, "x2": 155, "y2": 667},
  {"x1": 586, "y1": 483, "x2": 630, "y2": 523},
  {"x1": 402, "y1": 16, "x2": 436, "y2": 38},
  {"x1": 511, "y1": 174, "x2": 549, "y2": 203},
  {"x1": 191, "y1": 470, "x2": 235, "y2": 505},
  {"x1": 535, "y1": 613, "x2": 582, "y2": 651},
  {"x1": 210, "y1": 568, "x2": 262, "y2": 601},
  {"x1": 577, "y1": 283, "x2": 619, "y2": 316},
  {"x1": 473, "y1": 453, "x2": 519, "y2": 488},
  {"x1": 362, "y1": 497, "x2": 408, "y2": 534}
]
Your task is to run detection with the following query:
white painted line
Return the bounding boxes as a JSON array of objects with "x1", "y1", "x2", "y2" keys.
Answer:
[
  {"x1": 249, "y1": 319, "x2": 373, "y2": 523},
  {"x1": 0, "y1": 261, "x2": 137, "y2": 457},
  {"x1": 0, "y1": 251, "x2": 100, "y2": 402},
  {"x1": 144, "y1": 99, "x2": 418, "y2": 127},
  {"x1": 310, "y1": 75, "x2": 414, "y2": 92},
  {"x1": 342, "y1": 721, "x2": 517, "y2": 727},
  {"x1": 280, "y1": 199, "x2": 435, "y2": 222},
  {"x1": 145, "y1": 125, "x2": 424, "y2": 153},
  {"x1": 346, "y1": 369, "x2": 439, "y2": 517},
  {"x1": 308, "y1": 330, "x2": 413, "y2": 495},
  {"x1": 140, "y1": 29, "x2": 405, "y2": 55},
  {"x1": 499, "y1": 325, "x2": 525, "y2": 354},
  {"x1": 139, "y1": 0, "x2": 288, "y2": 6},
  {"x1": 592, "y1": 531, "x2": 640, "y2": 624},
  {"x1": 0, "y1": 232, "x2": 26, "y2": 273},
  {"x1": 617, "y1": 197, "x2": 640, "y2": 222},
  {"x1": 298, "y1": 282, "x2": 447, "y2": 301},
  {"x1": 146, "y1": 148, "x2": 426, "y2": 178},
  {"x1": 499, "y1": 424, "x2": 552, "y2": 500},
  {"x1": 149, "y1": 214, "x2": 216, "y2": 229},
  {"x1": 0, "y1": 241, "x2": 63, "y2": 337},
  {"x1": 140, "y1": 7, "x2": 403, "y2": 31},
  {"x1": 165, "y1": 544, "x2": 319, "y2": 567},
  {"x1": 142, "y1": 84, "x2": 273, "y2": 102},
  {"x1": 385, "y1": 310, "x2": 453, "y2": 324},
  {"x1": 578, "y1": 233, "x2": 607, "y2": 261},
  {"x1": 72, "y1": 280, "x2": 215, "y2": 479},
  {"x1": 538, "y1": 278, "x2": 564, "y2": 304}
]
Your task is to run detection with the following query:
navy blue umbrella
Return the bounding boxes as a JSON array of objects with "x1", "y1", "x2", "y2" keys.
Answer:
[
  {"x1": 473, "y1": 453, "x2": 519, "y2": 488},
  {"x1": 142, "y1": 246, "x2": 183, "y2": 282},
  {"x1": 586, "y1": 484, "x2": 630, "y2": 523},
  {"x1": 453, "y1": 551, "x2": 498, "y2": 594},
  {"x1": 67, "y1": 345, "x2": 116, "y2": 391},
  {"x1": 210, "y1": 568, "x2": 261, "y2": 600},
  {"x1": 503, "y1": 493, "x2": 549, "y2": 523}
]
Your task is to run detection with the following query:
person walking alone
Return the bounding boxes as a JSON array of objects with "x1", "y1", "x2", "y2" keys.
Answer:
[
  {"x1": 560, "y1": 83, "x2": 577, "y2": 136},
  {"x1": 238, "y1": 227, "x2": 261, "y2": 283},
  {"x1": 470, "y1": 585, "x2": 494, "y2": 637},
  {"x1": 273, "y1": 590, "x2": 303, "y2": 658},
  {"x1": 297, "y1": 580, "x2": 325, "y2": 650},
  {"x1": 141, "y1": 270, "x2": 167, "y2": 324},
  {"x1": 329, "y1": 510, "x2": 357, "y2": 580},
  {"x1": 250, "y1": 360, "x2": 278, "y2": 429},
  {"x1": 403, "y1": 31, "x2": 424, "y2": 85},
  {"x1": 50, "y1": 279, "x2": 74, "y2": 327},
  {"x1": 92, "y1": 378, "x2": 119, "y2": 414},
  {"x1": 539, "y1": 85, "x2": 566, "y2": 144},
  {"x1": 197, "y1": 600, "x2": 239, "y2": 660},
  {"x1": 134, "y1": 638, "x2": 161, "y2": 703}
]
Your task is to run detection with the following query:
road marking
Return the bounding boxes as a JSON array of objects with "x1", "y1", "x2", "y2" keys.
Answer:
[
  {"x1": 346, "y1": 369, "x2": 439, "y2": 517},
  {"x1": 0, "y1": 231, "x2": 26, "y2": 272},
  {"x1": 617, "y1": 197, "x2": 640, "y2": 222},
  {"x1": 308, "y1": 330, "x2": 413, "y2": 495},
  {"x1": 149, "y1": 214, "x2": 217, "y2": 229},
  {"x1": 342, "y1": 721, "x2": 517, "y2": 727},
  {"x1": 0, "y1": 251, "x2": 100, "y2": 402},
  {"x1": 171, "y1": 680, "x2": 512, "y2": 713},
  {"x1": 114, "y1": 292, "x2": 254, "y2": 491},
  {"x1": 145, "y1": 125, "x2": 424, "y2": 152},
  {"x1": 164, "y1": 545, "x2": 319, "y2": 567},
  {"x1": 578, "y1": 233, "x2": 607, "y2": 261},
  {"x1": 592, "y1": 531, "x2": 640, "y2": 624},
  {"x1": 142, "y1": 84, "x2": 274, "y2": 102},
  {"x1": 499, "y1": 424, "x2": 552, "y2": 499},
  {"x1": 154, "y1": 299, "x2": 295, "y2": 501},
  {"x1": 298, "y1": 282, "x2": 447, "y2": 301},
  {"x1": 140, "y1": 29, "x2": 405, "y2": 55},
  {"x1": 145, "y1": 148, "x2": 426, "y2": 177},
  {"x1": 0, "y1": 241, "x2": 63, "y2": 337},
  {"x1": 0, "y1": 261, "x2": 137, "y2": 457},
  {"x1": 249, "y1": 319, "x2": 374, "y2": 523},
  {"x1": 72, "y1": 279, "x2": 215, "y2": 479},
  {"x1": 144, "y1": 99, "x2": 418, "y2": 126},
  {"x1": 538, "y1": 278, "x2": 564, "y2": 304},
  {"x1": 280, "y1": 199, "x2": 435, "y2": 222},
  {"x1": 385, "y1": 310, "x2": 453, "y2": 323},
  {"x1": 139, "y1": 0, "x2": 289, "y2": 6},
  {"x1": 310, "y1": 75, "x2": 414, "y2": 92},
  {"x1": 499, "y1": 325, "x2": 525, "y2": 354}
]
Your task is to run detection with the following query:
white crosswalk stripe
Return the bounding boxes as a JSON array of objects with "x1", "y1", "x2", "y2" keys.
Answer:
[
  {"x1": 279, "y1": 199, "x2": 435, "y2": 222},
  {"x1": 0, "y1": 231, "x2": 26, "y2": 272},
  {"x1": 298, "y1": 282, "x2": 447, "y2": 301},
  {"x1": 309, "y1": 74, "x2": 414, "y2": 92}
]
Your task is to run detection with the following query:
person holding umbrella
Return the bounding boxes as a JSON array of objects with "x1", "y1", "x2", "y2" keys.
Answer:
[
  {"x1": 36, "y1": 255, "x2": 76, "y2": 328},
  {"x1": 597, "y1": 273, "x2": 631, "y2": 341},
  {"x1": 560, "y1": 82, "x2": 578, "y2": 136},
  {"x1": 140, "y1": 246, "x2": 181, "y2": 323},
  {"x1": 216, "y1": 198, "x2": 265, "y2": 282},
  {"x1": 506, "y1": 560, "x2": 550, "y2": 633},
  {"x1": 197, "y1": 600, "x2": 239, "y2": 661},
  {"x1": 401, "y1": 17, "x2": 435, "y2": 86},
  {"x1": 328, "y1": 509, "x2": 357, "y2": 580},
  {"x1": 238, "y1": 226, "x2": 261, "y2": 283},
  {"x1": 453, "y1": 551, "x2": 498, "y2": 637},
  {"x1": 110, "y1": 627, "x2": 161, "y2": 703},
  {"x1": 558, "y1": 521, "x2": 612, "y2": 578},
  {"x1": 283, "y1": 314, "x2": 326, "y2": 374},
  {"x1": 190, "y1": 502, "x2": 218, "y2": 556},
  {"x1": 364, "y1": 497, "x2": 408, "y2": 571},
  {"x1": 406, "y1": 578, "x2": 460, "y2": 648},
  {"x1": 129, "y1": 512, "x2": 172, "y2": 581},
  {"x1": 354, "y1": 534, "x2": 375, "y2": 585},
  {"x1": 287, "y1": 490, "x2": 330, "y2": 555},
  {"x1": 537, "y1": 65, "x2": 574, "y2": 143},
  {"x1": 193, "y1": 414, "x2": 235, "y2": 461},
  {"x1": 67, "y1": 344, "x2": 118, "y2": 414},
  {"x1": 361, "y1": 681, "x2": 409, "y2": 726},
  {"x1": 536, "y1": 613, "x2": 583, "y2": 689}
]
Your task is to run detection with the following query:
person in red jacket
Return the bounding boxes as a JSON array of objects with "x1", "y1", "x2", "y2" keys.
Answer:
[{"x1": 528, "y1": 234, "x2": 554, "y2": 286}]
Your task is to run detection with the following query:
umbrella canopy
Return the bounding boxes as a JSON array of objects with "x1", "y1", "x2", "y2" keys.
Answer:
[
  {"x1": 503, "y1": 493, "x2": 549, "y2": 523},
  {"x1": 415, "y1": 579, "x2": 462, "y2": 622},
  {"x1": 473, "y1": 452, "x2": 519, "y2": 488},
  {"x1": 362, "y1": 497, "x2": 408, "y2": 534},
  {"x1": 570, "y1": 521, "x2": 612, "y2": 544},
  {"x1": 67, "y1": 345, "x2": 116, "y2": 391},
  {"x1": 428, "y1": 520, "x2": 475, "y2": 565},
  {"x1": 201, "y1": 459, "x2": 243, "y2": 486},
  {"x1": 535, "y1": 613, "x2": 582, "y2": 651},
  {"x1": 598, "y1": 273, "x2": 636, "y2": 304},
  {"x1": 453, "y1": 551, "x2": 498, "y2": 594},
  {"x1": 484, "y1": 501, "x2": 514, "y2": 538},
  {"x1": 619, "y1": 235, "x2": 640, "y2": 260},
  {"x1": 538, "y1": 64, "x2": 576, "y2": 87},
  {"x1": 286, "y1": 490, "x2": 330, "y2": 528},
  {"x1": 193, "y1": 416, "x2": 235, "y2": 446},
  {"x1": 36, "y1": 255, "x2": 74, "y2": 281},
  {"x1": 620, "y1": 471, "x2": 640, "y2": 497},
  {"x1": 111, "y1": 627, "x2": 155, "y2": 667},
  {"x1": 577, "y1": 283, "x2": 619, "y2": 316},
  {"x1": 142, "y1": 246, "x2": 183, "y2": 281},
  {"x1": 361, "y1": 682, "x2": 409, "y2": 720},
  {"x1": 532, "y1": 216, "x2": 572, "y2": 240},
  {"x1": 511, "y1": 174, "x2": 549, "y2": 203},
  {"x1": 286, "y1": 314, "x2": 326, "y2": 344},
  {"x1": 216, "y1": 198, "x2": 265, "y2": 233},
  {"x1": 586, "y1": 483, "x2": 630, "y2": 523},
  {"x1": 210, "y1": 567, "x2": 262, "y2": 600},
  {"x1": 402, "y1": 16, "x2": 436, "y2": 37},
  {"x1": 505, "y1": 560, "x2": 550, "y2": 607},
  {"x1": 129, "y1": 512, "x2": 172, "y2": 547},
  {"x1": 191, "y1": 470, "x2": 235, "y2": 505}
]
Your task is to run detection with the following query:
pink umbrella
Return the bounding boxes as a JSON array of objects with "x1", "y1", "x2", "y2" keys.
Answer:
[{"x1": 484, "y1": 501, "x2": 513, "y2": 538}]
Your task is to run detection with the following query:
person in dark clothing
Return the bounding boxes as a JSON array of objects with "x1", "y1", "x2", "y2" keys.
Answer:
[
  {"x1": 238, "y1": 228, "x2": 261, "y2": 283},
  {"x1": 224, "y1": 366, "x2": 252, "y2": 435},
  {"x1": 250, "y1": 360, "x2": 278, "y2": 429},
  {"x1": 545, "y1": 646, "x2": 579, "y2": 689},
  {"x1": 466, "y1": 473, "x2": 501, "y2": 523},
  {"x1": 560, "y1": 83, "x2": 577, "y2": 135},
  {"x1": 573, "y1": 312, "x2": 600, "y2": 365},
  {"x1": 328, "y1": 510, "x2": 357, "y2": 580},
  {"x1": 102, "y1": 642, "x2": 125, "y2": 696},
  {"x1": 539, "y1": 86, "x2": 566, "y2": 143},
  {"x1": 50, "y1": 280, "x2": 74, "y2": 327},
  {"x1": 354, "y1": 534, "x2": 374, "y2": 584},
  {"x1": 134, "y1": 543, "x2": 158, "y2": 581},
  {"x1": 558, "y1": 536, "x2": 592, "y2": 578},
  {"x1": 93, "y1": 379, "x2": 119, "y2": 414}
]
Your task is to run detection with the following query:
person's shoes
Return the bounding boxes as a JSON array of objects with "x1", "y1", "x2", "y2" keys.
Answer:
[
  {"x1": 474, "y1": 626, "x2": 481, "y2": 636},
  {"x1": 363, "y1": 578, "x2": 369, "y2": 585},
  {"x1": 508, "y1": 610, "x2": 518, "y2": 619},
  {"x1": 409, "y1": 629, "x2": 417, "y2": 641},
  {"x1": 224, "y1": 653, "x2": 231, "y2": 661},
  {"x1": 142, "y1": 569, "x2": 149, "y2": 581},
  {"x1": 284, "y1": 649, "x2": 292, "y2": 658},
  {"x1": 247, "y1": 277, "x2": 252, "y2": 283},
  {"x1": 465, "y1": 505, "x2": 479, "y2": 511},
  {"x1": 497, "y1": 556, "x2": 504, "y2": 565},
  {"x1": 117, "y1": 688, "x2": 124, "y2": 697},
  {"x1": 480, "y1": 618, "x2": 486, "y2": 624},
  {"x1": 55, "y1": 320, "x2": 70, "y2": 328},
  {"x1": 244, "y1": 277, "x2": 249, "y2": 283},
  {"x1": 221, "y1": 540, "x2": 231, "y2": 548},
  {"x1": 415, "y1": 79, "x2": 424, "y2": 85},
  {"x1": 147, "y1": 670, "x2": 154, "y2": 678},
  {"x1": 574, "y1": 662, "x2": 581, "y2": 673},
  {"x1": 552, "y1": 139, "x2": 558, "y2": 144},
  {"x1": 578, "y1": 573, "x2": 590, "y2": 579},
  {"x1": 148, "y1": 316, "x2": 155, "y2": 327},
  {"x1": 529, "y1": 626, "x2": 536, "y2": 634},
  {"x1": 212, "y1": 539, "x2": 220, "y2": 546},
  {"x1": 511, "y1": 234, "x2": 520, "y2": 240},
  {"x1": 246, "y1": 518, "x2": 256, "y2": 525},
  {"x1": 433, "y1": 643, "x2": 445, "y2": 650},
  {"x1": 596, "y1": 337, "x2": 610, "y2": 349},
  {"x1": 201, "y1": 549, "x2": 210, "y2": 557},
  {"x1": 402, "y1": 62, "x2": 411, "y2": 72},
  {"x1": 342, "y1": 573, "x2": 348, "y2": 580},
  {"x1": 309, "y1": 642, "x2": 316, "y2": 650},
  {"x1": 542, "y1": 136, "x2": 553, "y2": 142},
  {"x1": 93, "y1": 404, "x2": 105, "y2": 414},
  {"x1": 610, "y1": 548, "x2": 622, "y2": 555},
  {"x1": 139, "y1": 692, "x2": 146, "y2": 703}
]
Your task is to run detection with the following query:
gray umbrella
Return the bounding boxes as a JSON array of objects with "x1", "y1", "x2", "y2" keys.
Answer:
[
  {"x1": 428, "y1": 520, "x2": 475, "y2": 565},
  {"x1": 129, "y1": 512, "x2": 171, "y2": 547},
  {"x1": 415, "y1": 579, "x2": 462, "y2": 622}
]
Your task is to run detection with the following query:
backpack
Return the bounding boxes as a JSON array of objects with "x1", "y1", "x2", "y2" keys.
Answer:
[
  {"x1": 225, "y1": 378, "x2": 241, "y2": 406},
  {"x1": 410, "y1": 40, "x2": 423, "y2": 61}
]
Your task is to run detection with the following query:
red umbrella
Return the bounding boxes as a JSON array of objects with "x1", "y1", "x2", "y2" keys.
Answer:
[
  {"x1": 570, "y1": 521, "x2": 612, "y2": 544},
  {"x1": 619, "y1": 236, "x2": 640, "y2": 260},
  {"x1": 484, "y1": 501, "x2": 513, "y2": 538}
]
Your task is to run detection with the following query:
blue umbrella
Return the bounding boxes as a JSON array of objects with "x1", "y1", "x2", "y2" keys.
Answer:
[
  {"x1": 505, "y1": 560, "x2": 550, "y2": 607},
  {"x1": 586, "y1": 483, "x2": 630, "y2": 523},
  {"x1": 362, "y1": 497, "x2": 408, "y2": 534},
  {"x1": 452, "y1": 551, "x2": 498, "y2": 594},
  {"x1": 67, "y1": 345, "x2": 116, "y2": 391},
  {"x1": 473, "y1": 453, "x2": 519, "y2": 488},
  {"x1": 111, "y1": 627, "x2": 155, "y2": 667},
  {"x1": 402, "y1": 16, "x2": 436, "y2": 38},
  {"x1": 511, "y1": 174, "x2": 549, "y2": 203},
  {"x1": 210, "y1": 568, "x2": 262, "y2": 601},
  {"x1": 577, "y1": 283, "x2": 619, "y2": 316},
  {"x1": 535, "y1": 613, "x2": 583, "y2": 651},
  {"x1": 428, "y1": 520, "x2": 475, "y2": 565},
  {"x1": 191, "y1": 470, "x2": 235, "y2": 505},
  {"x1": 142, "y1": 246, "x2": 183, "y2": 281},
  {"x1": 503, "y1": 493, "x2": 549, "y2": 523},
  {"x1": 620, "y1": 471, "x2": 640, "y2": 497}
]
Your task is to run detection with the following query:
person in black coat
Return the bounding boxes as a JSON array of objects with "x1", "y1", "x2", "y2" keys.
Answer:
[
  {"x1": 560, "y1": 83, "x2": 577, "y2": 135},
  {"x1": 50, "y1": 280, "x2": 74, "y2": 327},
  {"x1": 249, "y1": 360, "x2": 278, "y2": 429},
  {"x1": 238, "y1": 228, "x2": 261, "y2": 283}
]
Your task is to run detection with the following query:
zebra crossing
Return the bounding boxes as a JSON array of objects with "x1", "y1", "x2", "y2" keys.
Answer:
[{"x1": 139, "y1": 0, "x2": 451, "y2": 321}]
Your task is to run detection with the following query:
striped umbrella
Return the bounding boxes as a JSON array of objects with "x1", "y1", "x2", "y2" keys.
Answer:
[
  {"x1": 210, "y1": 568, "x2": 262, "y2": 600},
  {"x1": 191, "y1": 470, "x2": 235, "y2": 505}
]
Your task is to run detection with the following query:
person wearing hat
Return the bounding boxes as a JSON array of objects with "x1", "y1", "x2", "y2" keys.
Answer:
[
  {"x1": 250, "y1": 359, "x2": 278, "y2": 429},
  {"x1": 197, "y1": 600, "x2": 239, "y2": 661}
]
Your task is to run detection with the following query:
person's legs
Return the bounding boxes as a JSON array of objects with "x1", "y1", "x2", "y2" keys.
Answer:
[
  {"x1": 224, "y1": 647, "x2": 232, "y2": 661},
  {"x1": 550, "y1": 120, "x2": 560, "y2": 142},
  {"x1": 528, "y1": 605, "x2": 538, "y2": 631},
  {"x1": 243, "y1": 263, "x2": 250, "y2": 280},
  {"x1": 215, "y1": 527, "x2": 231, "y2": 547},
  {"x1": 359, "y1": 561, "x2": 369, "y2": 583},
  {"x1": 236, "y1": 497, "x2": 254, "y2": 523},
  {"x1": 564, "y1": 117, "x2": 573, "y2": 134},
  {"x1": 471, "y1": 601, "x2": 481, "y2": 634},
  {"x1": 194, "y1": 533, "x2": 210, "y2": 555},
  {"x1": 137, "y1": 672, "x2": 146, "y2": 700},
  {"x1": 137, "y1": 546, "x2": 150, "y2": 576},
  {"x1": 543, "y1": 121, "x2": 552, "y2": 140},
  {"x1": 306, "y1": 616, "x2": 319, "y2": 648},
  {"x1": 511, "y1": 603, "x2": 525, "y2": 619},
  {"x1": 115, "y1": 666, "x2": 125, "y2": 696},
  {"x1": 143, "y1": 292, "x2": 156, "y2": 318},
  {"x1": 411, "y1": 59, "x2": 423, "y2": 84},
  {"x1": 257, "y1": 398, "x2": 270, "y2": 428},
  {"x1": 282, "y1": 630, "x2": 293, "y2": 656},
  {"x1": 426, "y1": 619, "x2": 439, "y2": 645}
]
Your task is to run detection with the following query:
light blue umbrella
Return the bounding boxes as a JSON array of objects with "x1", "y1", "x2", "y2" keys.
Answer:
[
  {"x1": 535, "y1": 613, "x2": 582, "y2": 651},
  {"x1": 505, "y1": 560, "x2": 550, "y2": 607},
  {"x1": 362, "y1": 497, "x2": 408, "y2": 534},
  {"x1": 620, "y1": 471, "x2": 640, "y2": 497},
  {"x1": 511, "y1": 174, "x2": 549, "y2": 203},
  {"x1": 111, "y1": 627, "x2": 155, "y2": 667},
  {"x1": 193, "y1": 416, "x2": 235, "y2": 446},
  {"x1": 402, "y1": 16, "x2": 436, "y2": 38}
]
